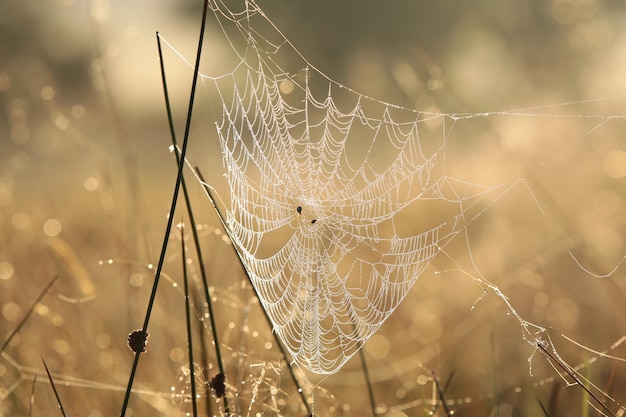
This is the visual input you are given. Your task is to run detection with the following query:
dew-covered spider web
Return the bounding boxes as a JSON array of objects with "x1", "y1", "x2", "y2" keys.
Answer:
[
  {"x1": 189, "y1": 0, "x2": 513, "y2": 375},
  {"x1": 5, "y1": 0, "x2": 626, "y2": 415}
]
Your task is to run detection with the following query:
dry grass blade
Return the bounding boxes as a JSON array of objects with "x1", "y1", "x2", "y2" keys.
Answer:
[
  {"x1": 195, "y1": 167, "x2": 312, "y2": 416},
  {"x1": 431, "y1": 371, "x2": 452, "y2": 417},
  {"x1": 1, "y1": 275, "x2": 59, "y2": 355},
  {"x1": 537, "y1": 342, "x2": 616, "y2": 417},
  {"x1": 41, "y1": 358, "x2": 67, "y2": 417},
  {"x1": 537, "y1": 398, "x2": 553, "y2": 417}
]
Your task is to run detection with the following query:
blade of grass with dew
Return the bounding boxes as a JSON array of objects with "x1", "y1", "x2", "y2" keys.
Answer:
[
  {"x1": 156, "y1": 30, "x2": 230, "y2": 414},
  {"x1": 537, "y1": 342, "x2": 616, "y2": 417},
  {"x1": 196, "y1": 168, "x2": 312, "y2": 416},
  {"x1": 1, "y1": 275, "x2": 59, "y2": 354},
  {"x1": 181, "y1": 224, "x2": 199, "y2": 417},
  {"x1": 41, "y1": 358, "x2": 67, "y2": 417},
  {"x1": 118, "y1": 1, "x2": 209, "y2": 416}
]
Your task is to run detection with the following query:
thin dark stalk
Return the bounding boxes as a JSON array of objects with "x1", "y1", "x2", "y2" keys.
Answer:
[
  {"x1": 536, "y1": 342, "x2": 615, "y2": 417},
  {"x1": 197, "y1": 313, "x2": 213, "y2": 416},
  {"x1": 156, "y1": 31, "x2": 230, "y2": 414},
  {"x1": 181, "y1": 225, "x2": 199, "y2": 417},
  {"x1": 196, "y1": 168, "x2": 312, "y2": 416},
  {"x1": 1, "y1": 275, "x2": 58, "y2": 354},
  {"x1": 118, "y1": 2, "x2": 209, "y2": 416},
  {"x1": 431, "y1": 371, "x2": 452, "y2": 417},
  {"x1": 537, "y1": 398, "x2": 553, "y2": 417},
  {"x1": 356, "y1": 344, "x2": 377, "y2": 417},
  {"x1": 41, "y1": 358, "x2": 67, "y2": 417}
]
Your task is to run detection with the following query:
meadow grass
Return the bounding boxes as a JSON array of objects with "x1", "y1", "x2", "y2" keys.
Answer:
[{"x1": 2, "y1": 1, "x2": 626, "y2": 416}]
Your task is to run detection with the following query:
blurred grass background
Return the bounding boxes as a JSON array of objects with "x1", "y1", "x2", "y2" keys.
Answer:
[{"x1": 1, "y1": 0, "x2": 626, "y2": 416}]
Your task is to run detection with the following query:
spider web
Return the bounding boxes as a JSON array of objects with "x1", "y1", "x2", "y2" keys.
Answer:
[{"x1": 198, "y1": 0, "x2": 499, "y2": 375}]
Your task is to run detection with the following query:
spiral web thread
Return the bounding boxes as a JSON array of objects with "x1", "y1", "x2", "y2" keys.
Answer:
[{"x1": 201, "y1": 0, "x2": 499, "y2": 375}]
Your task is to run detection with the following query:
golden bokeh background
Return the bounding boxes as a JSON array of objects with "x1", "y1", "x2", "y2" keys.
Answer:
[{"x1": 1, "y1": 0, "x2": 626, "y2": 416}]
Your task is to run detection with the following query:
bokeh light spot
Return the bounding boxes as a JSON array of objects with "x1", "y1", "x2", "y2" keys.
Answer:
[
  {"x1": 96, "y1": 333, "x2": 111, "y2": 349},
  {"x1": 84, "y1": 177, "x2": 99, "y2": 191},
  {"x1": 2, "y1": 302, "x2": 23, "y2": 322},
  {"x1": 129, "y1": 273, "x2": 144, "y2": 287},
  {"x1": 53, "y1": 339, "x2": 71, "y2": 355},
  {"x1": 365, "y1": 334, "x2": 390, "y2": 360},
  {"x1": 0, "y1": 262, "x2": 14, "y2": 280},
  {"x1": 71, "y1": 104, "x2": 86, "y2": 118},
  {"x1": 54, "y1": 115, "x2": 70, "y2": 130},
  {"x1": 279, "y1": 79, "x2": 294, "y2": 94},
  {"x1": 43, "y1": 218, "x2": 62, "y2": 237},
  {"x1": 41, "y1": 86, "x2": 55, "y2": 101},
  {"x1": 11, "y1": 212, "x2": 29, "y2": 230},
  {"x1": 169, "y1": 347, "x2": 185, "y2": 362},
  {"x1": 604, "y1": 150, "x2": 626, "y2": 179}
]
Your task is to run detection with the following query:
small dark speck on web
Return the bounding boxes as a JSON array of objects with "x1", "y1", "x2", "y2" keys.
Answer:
[
  {"x1": 297, "y1": 206, "x2": 302, "y2": 214},
  {"x1": 311, "y1": 219, "x2": 317, "y2": 224},
  {"x1": 127, "y1": 329, "x2": 149, "y2": 353},
  {"x1": 209, "y1": 372, "x2": 226, "y2": 398}
]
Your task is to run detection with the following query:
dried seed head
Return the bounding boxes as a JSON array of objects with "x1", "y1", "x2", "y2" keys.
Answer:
[
  {"x1": 127, "y1": 329, "x2": 149, "y2": 354},
  {"x1": 209, "y1": 372, "x2": 226, "y2": 398}
]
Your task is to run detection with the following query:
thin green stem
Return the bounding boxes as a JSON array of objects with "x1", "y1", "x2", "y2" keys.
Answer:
[
  {"x1": 42, "y1": 358, "x2": 67, "y2": 417},
  {"x1": 156, "y1": 29, "x2": 231, "y2": 415},
  {"x1": 432, "y1": 371, "x2": 452, "y2": 417},
  {"x1": 357, "y1": 347, "x2": 377, "y2": 417},
  {"x1": 196, "y1": 168, "x2": 312, "y2": 416},
  {"x1": 119, "y1": 2, "x2": 209, "y2": 415},
  {"x1": 181, "y1": 225, "x2": 199, "y2": 417},
  {"x1": 537, "y1": 342, "x2": 615, "y2": 417}
]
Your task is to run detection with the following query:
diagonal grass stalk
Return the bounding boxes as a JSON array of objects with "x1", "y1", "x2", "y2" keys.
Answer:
[
  {"x1": 156, "y1": 30, "x2": 231, "y2": 414},
  {"x1": 196, "y1": 168, "x2": 313, "y2": 416},
  {"x1": 41, "y1": 358, "x2": 67, "y2": 417},
  {"x1": 1, "y1": 275, "x2": 59, "y2": 355},
  {"x1": 536, "y1": 342, "x2": 616, "y2": 417},
  {"x1": 118, "y1": 1, "x2": 209, "y2": 415},
  {"x1": 357, "y1": 347, "x2": 377, "y2": 417}
]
